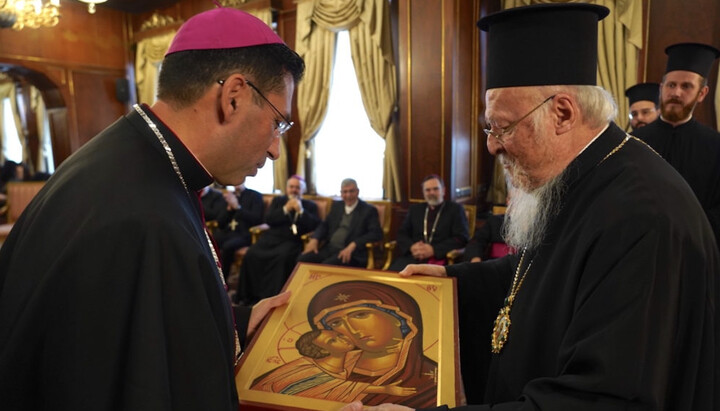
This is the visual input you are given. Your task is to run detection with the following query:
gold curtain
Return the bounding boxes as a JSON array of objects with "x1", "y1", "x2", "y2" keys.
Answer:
[
  {"x1": 135, "y1": 30, "x2": 176, "y2": 105},
  {"x1": 348, "y1": 0, "x2": 401, "y2": 201},
  {"x1": 295, "y1": 0, "x2": 401, "y2": 200},
  {"x1": 30, "y1": 87, "x2": 48, "y2": 173},
  {"x1": 244, "y1": 7, "x2": 272, "y2": 25}
]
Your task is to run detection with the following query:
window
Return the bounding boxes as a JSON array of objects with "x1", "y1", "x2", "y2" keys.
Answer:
[
  {"x1": 244, "y1": 162, "x2": 276, "y2": 193},
  {"x1": 313, "y1": 30, "x2": 385, "y2": 199}
]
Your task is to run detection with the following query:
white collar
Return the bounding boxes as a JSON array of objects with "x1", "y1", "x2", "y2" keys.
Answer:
[{"x1": 345, "y1": 200, "x2": 359, "y2": 214}]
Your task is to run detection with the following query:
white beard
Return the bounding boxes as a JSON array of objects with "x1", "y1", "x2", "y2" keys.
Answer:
[{"x1": 502, "y1": 169, "x2": 567, "y2": 251}]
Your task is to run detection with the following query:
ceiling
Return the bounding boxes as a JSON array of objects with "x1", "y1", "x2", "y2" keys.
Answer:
[{"x1": 71, "y1": 0, "x2": 183, "y2": 14}]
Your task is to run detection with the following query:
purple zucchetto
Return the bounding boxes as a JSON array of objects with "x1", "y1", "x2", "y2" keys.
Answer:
[{"x1": 166, "y1": 7, "x2": 284, "y2": 56}]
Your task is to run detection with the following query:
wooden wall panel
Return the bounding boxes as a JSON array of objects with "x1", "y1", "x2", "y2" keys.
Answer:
[
  {"x1": 448, "y1": 0, "x2": 481, "y2": 203},
  {"x1": 70, "y1": 69, "x2": 127, "y2": 148},
  {"x1": 277, "y1": 0, "x2": 301, "y2": 176},
  {"x1": 646, "y1": 0, "x2": 720, "y2": 127},
  {"x1": 0, "y1": 1, "x2": 127, "y2": 70},
  {"x1": 402, "y1": 0, "x2": 445, "y2": 202}
]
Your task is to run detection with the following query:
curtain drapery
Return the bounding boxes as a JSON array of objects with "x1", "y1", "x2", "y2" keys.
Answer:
[
  {"x1": 135, "y1": 31, "x2": 176, "y2": 106},
  {"x1": 30, "y1": 87, "x2": 49, "y2": 173},
  {"x1": 294, "y1": 0, "x2": 401, "y2": 200}
]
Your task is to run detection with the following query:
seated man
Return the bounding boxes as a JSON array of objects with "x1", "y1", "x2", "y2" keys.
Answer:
[
  {"x1": 388, "y1": 175, "x2": 469, "y2": 271},
  {"x1": 235, "y1": 175, "x2": 320, "y2": 305},
  {"x1": 214, "y1": 183, "x2": 264, "y2": 279},
  {"x1": 298, "y1": 178, "x2": 382, "y2": 267},
  {"x1": 200, "y1": 184, "x2": 227, "y2": 223}
]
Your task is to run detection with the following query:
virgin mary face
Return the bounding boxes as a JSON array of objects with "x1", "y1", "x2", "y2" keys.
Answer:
[{"x1": 323, "y1": 306, "x2": 404, "y2": 353}]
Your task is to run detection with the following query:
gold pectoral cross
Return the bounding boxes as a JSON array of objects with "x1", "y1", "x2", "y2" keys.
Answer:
[{"x1": 229, "y1": 219, "x2": 239, "y2": 231}]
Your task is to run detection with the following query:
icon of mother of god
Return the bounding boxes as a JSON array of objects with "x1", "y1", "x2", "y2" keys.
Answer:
[{"x1": 306, "y1": 280, "x2": 438, "y2": 408}]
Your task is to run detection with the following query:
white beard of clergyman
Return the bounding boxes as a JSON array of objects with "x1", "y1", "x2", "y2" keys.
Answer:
[{"x1": 502, "y1": 161, "x2": 567, "y2": 252}]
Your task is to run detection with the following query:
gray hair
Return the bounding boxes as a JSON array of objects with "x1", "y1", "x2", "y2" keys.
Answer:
[
  {"x1": 532, "y1": 85, "x2": 617, "y2": 129},
  {"x1": 341, "y1": 178, "x2": 358, "y2": 188}
]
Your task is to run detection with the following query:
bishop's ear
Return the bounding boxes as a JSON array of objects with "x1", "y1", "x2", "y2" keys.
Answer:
[{"x1": 552, "y1": 94, "x2": 576, "y2": 134}]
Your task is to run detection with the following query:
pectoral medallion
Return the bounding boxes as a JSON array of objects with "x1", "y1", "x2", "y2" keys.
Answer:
[
  {"x1": 491, "y1": 305, "x2": 512, "y2": 353},
  {"x1": 291, "y1": 223, "x2": 298, "y2": 235},
  {"x1": 489, "y1": 249, "x2": 533, "y2": 354}
]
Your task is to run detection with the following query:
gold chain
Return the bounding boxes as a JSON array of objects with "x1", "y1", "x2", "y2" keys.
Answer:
[{"x1": 491, "y1": 249, "x2": 532, "y2": 353}]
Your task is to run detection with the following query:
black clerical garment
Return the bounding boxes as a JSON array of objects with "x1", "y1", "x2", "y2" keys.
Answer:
[
  {"x1": 201, "y1": 187, "x2": 227, "y2": 222},
  {"x1": 215, "y1": 187, "x2": 264, "y2": 245},
  {"x1": 392, "y1": 201, "x2": 469, "y2": 270},
  {"x1": 632, "y1": 118, "x2": 720, "y2": 247},
  {"x1": 214, "y1": 187, "x2": 264, "y2": 277},
  {"x1": 465, "y1": 213, "x2": 506, "y2": 261},
  {"x1": 421, "y1": 123, "x2": 720, "y2": 410},
  {"x1": 0, "y1": 106, "x2": 249, "y2": 411},
  {"x1": 236, "y1": 196, "x2": 320, "y2": 304}
]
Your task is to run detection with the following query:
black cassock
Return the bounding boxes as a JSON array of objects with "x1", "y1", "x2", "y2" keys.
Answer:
[
  {"x1": 390, "y1": 200, "x2": 469, "y2": 271},
  {"x1": 0, "y1": 106, "x2": 248, "y2": 411},
  {"x1": 421, "y1": 123, "x2": 720, "y2": 410},
  {"x1": 632, "y1": 118, "x2": 720, "y2": 248},
  {"x1": 235, "y1": 195, "x2": 320, "y2": 304}
]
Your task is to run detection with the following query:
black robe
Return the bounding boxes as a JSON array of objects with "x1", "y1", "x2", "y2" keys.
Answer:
[
  {"x1": 236, "y1": 196, "x2": 320, "y2": 304},
  {"x1": 213, "y1": 187, "x2": 264, "y2": 277},
  {"x1": 632, "y1": 118, "x2": 720, "y2": 247},
  {"x1": 464, "y1": 213, "x2": 506, "y2": 262},
  {"x1": 201, "y1": 187, "x2": 227, "y2": 222},
  {"x1": 390, "y1": 201, "x2": 469, "y2": 271},
  {"x1": 0, "y1": 106, "x2": 249, "y2": 410},
  {"x1": 422, "y1": 123, "x2": 720, "y2": 410}
]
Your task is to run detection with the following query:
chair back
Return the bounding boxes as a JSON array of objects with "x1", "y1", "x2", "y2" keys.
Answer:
[
  {"x1": 492, "y1": 205, "x2": 507, "y2": 215},
  {"x1": 5, "y1": 181, "x2": 45, "y2": 223},
  {"x1": 262, "y1": 194, "x2": 275, "y2": 212},
  {"x1": 303, "y1": 195, "x2": 333, "y2": 220},
  {"x1": 463, "y1": 204, "x2": 477, "y2": 235},
  {"x1": 367, "y1": 200, "x2": 392, "y2": 241}
]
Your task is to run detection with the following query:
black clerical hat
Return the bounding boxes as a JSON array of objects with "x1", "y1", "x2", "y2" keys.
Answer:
[
  {"x1": 625, "y1": 83, "x2": 659, "y2": 106},
  {"x1": 477, "y1": 3, "x2": 609, "y2": 89},
  {"x1": 665, "y1": 43, "x2": 720, "y2": 78}
]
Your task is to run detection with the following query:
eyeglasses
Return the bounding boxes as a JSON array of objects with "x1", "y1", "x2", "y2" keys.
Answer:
[
  {"x1": 217, "y1": 79, "x2": 294, "y2": 135},
  {"x1": 484, "y1": 95, "x2": 555, "y2": 144}
]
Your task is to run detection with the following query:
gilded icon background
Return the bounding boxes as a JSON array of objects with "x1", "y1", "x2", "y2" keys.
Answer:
[{"x1": 236, "y1": 263, "x2": 458, "y2": 410}]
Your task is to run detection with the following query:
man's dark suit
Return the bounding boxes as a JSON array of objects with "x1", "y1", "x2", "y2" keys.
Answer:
[
  {"x1": 389, "y1": 200, "x2": 469, "y2": 271},
  {"x1": 297, "y1": 199, "x2": 382, "y2": 267}
]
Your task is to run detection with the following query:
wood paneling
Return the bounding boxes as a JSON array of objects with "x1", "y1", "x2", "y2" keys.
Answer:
[
  {"x1": 400, "y1": 0, "x2": 445, "y2": 201},
  {"x1": 397, "y1": 0, "x2": 487, "y2": 205},
  {"x1": 0, "y1": 1, "x2": 127, "y2": 70},
  {"x1": 70, "y1": 69, "x2": 127, "y2": 148}
]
